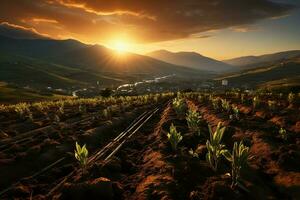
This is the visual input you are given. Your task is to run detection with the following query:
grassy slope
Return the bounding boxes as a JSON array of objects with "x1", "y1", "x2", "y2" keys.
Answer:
[
  {"x1": 215, "y1": 56, "x2": 300, "y2": 88},
  {"x1": 0, "y1": 53, "x2": 124, "y2": 88},
  {"x1": 0, "y1": 82, "x2": 71, "y2": 104},
  {"x1": 258, "y1": 76, "x2": 300, "y2": 90}
]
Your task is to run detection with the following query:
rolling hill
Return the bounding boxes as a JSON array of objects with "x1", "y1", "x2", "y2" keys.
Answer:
[
  {"x1": 258, "y1": 76, "x2": 300, "y2": 91},
  {"x1": 223, "y1": 50, "x2": 300, "y2": 68},
  {"x1": 0, "y1": 35, "x2": 87, "y2": 59},
  {"x1": 50, "y1": 45, "x2": 208, "y2": 77},
  {"x1": 216, "y1": 55, "x2": 300, "y2": 88},
  {"x1": 0, "y1": 36, "x2": 212, "y2": 90},
  {"x1": 0, "y1": 82, "x2": 70, "y2": 104},
  {"x1": 147, "y1": 50, "x2": 234, "y2": 72},
  {"x1": 0, "y1": 53, "x2": 124, "y2": 88}
]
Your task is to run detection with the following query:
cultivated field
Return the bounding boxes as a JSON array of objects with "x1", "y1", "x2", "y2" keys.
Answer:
[{"x1": 0, "y1": 91, "x2": 299, "y2": 199}]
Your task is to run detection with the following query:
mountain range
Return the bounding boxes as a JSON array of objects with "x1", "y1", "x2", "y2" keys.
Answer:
[
  {"x1": 223, "y1": 50, "x2": 300, "y2": 68},
  {"x1": 216, "y1": 54, "x2": 300, "y2": 89},
  {"x1": 0, "y1": 27, "x2": 299, "y2": 91},
  {"x1": 0, "y1": 35, "x2": 212, "y2": 89},
  {"x1": 147, "y1": 50, "x2": 233, "y2": 72}
]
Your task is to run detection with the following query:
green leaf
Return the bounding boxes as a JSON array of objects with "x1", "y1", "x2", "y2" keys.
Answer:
[
  {"x1": 76, "y1": 142, "x2": 81, "y2": 153},
  {"x1": 222, "y1": 150, "x2": 232, "y2": 161}
]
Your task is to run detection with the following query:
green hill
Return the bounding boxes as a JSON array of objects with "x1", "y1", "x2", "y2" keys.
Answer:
[
  {"x1": 0, "y1": 53, "x2": 124, "y2": 89},
  {"x1": 0, "y1": 36, "x2": 211, "y2": 91},
  {"x1": 216, "y1": 56, "x2": 300, "y2": 88},
  {"x1": 0, "y1": 82, "x2": 70, "y2": 104}
]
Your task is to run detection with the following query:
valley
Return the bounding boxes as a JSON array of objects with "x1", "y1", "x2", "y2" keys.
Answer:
[{"x1": 0, "y1": 1, "x2": 300, "y2": 199}]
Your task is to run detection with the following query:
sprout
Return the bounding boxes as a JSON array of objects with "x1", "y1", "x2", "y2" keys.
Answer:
[
  {"x1": 232, "y1": 106, "x2": 240, "y2": 120},
  {"x1": 252, "y1": 96, "x2": 260, "y2": 109},
  {"x1": 54, "y1": 114, "x2": 60, "y2": 124},
  {"x1": 79, "y1": 104, "x2": 87, "y2": 114},
  {"x1": 279, "y1": 128, "x2": 288, "y2": 141},
  {"x1": 102, "y1": 108, "x2": 109, "y2": 119},
  {"x1": 288, "y1": 92, "x2": 295, "y2": 105},
  {"x1": 74, "y1": 142, "x2": 89, "y2": 173},
  {"x1": 279, "y1": 93, "x2": 283, "y2": 98},
  {"x1": 167, "y1": 124, "x2": 183, "y2": 152},
  {"x1": 241, "y1": 93, "x2": 245, "y2": 104},
  {"x1": 268, "y1": 100, "x2": 276, "y2": 111},
  {"x1": 223, "y1": 141, "x2": 250, "y2": 188},
  {"x1": 58, "y1": 103, "x2": 64, "y2": 115},
  {"x1": 211, "y1": 98, "x2": 221, "y2": 111},
  {"x1": 221, "y1": 99, "x2": 231, "y2": 112},
  {"x1": 198, "y1": 95, "x2": 204, "y2": 103},
  {"x1": 172, "y1": 97, "x2": 187, "y2": 117},
  {"x1": 186, "y1": 109, "x2": 202, "y2": 134},
  {"x1": 206, "y1": 122, "x2": 228, "y2": 171},
  {"x1": 189, "y1": 148, "x2": 199, "y2": 158}
]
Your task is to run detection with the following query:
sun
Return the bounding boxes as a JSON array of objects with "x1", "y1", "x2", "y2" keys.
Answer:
[{"x1": 112, "y1": 40, "x2": 129, "y2": 53}]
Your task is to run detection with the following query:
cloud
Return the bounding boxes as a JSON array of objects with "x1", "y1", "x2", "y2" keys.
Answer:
[
  {"x1": 231, "y1": 25, "x2": 260, "y2": 33},
  {"x1": 192, "y1": 34, "x2": 212, "y2": 39},
  {"x1": 0, "y1": 22, "x2": 50, "y2": 39},
  {"x1": 0, "y1": 0, "x2": 295, "y2": 43}
]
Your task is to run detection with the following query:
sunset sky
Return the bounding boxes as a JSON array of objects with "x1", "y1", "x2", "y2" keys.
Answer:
[{"x1": 0, "y1": 0, "x2": 299, "y2": 60}]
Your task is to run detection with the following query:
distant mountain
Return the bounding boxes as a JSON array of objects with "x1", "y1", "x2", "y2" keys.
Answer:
[
  {"x1": 147, "y1": 50, "x2": 234, "y2": 72},
  {"x1": 51, "y1": 45, "x2": 208, "y2": 77},
  {"x1": 216, "y1": 55, "x2": 300, "y2": 89},
  {"x1": 223, "y1": 50, "x2": 300, "y2": 68},
  {"x1": 0, "y1": 53, "x2": 123, "y2": 88},
  {"x1": 0, "y1": 35, "x2": 87, "y2": 59},
  {"x1": 0, "y1": 36, "x2": 211, "y2": 89}
]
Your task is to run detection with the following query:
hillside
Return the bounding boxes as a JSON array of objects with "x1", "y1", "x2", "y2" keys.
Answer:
[
  {"x1": 51, "y1": 45, "x2": 209, "y2": 77},
  {"x1": 258, "y1": 76, "x2": 300, "y2": 91},
  {"x1": 147, "y1": 50, "x2": 234, "y2": 72},
  {"x1": 223, "y1": 50, "x2": 300, "y2": 68},
  {"x1": 216, "y1": 55, "x2": 300, "y2": 88},
  {"x1": 0, "y1": 53, "x2": 123, "y2": 89},
  {"x1": 0, "y1": 35, "x2": 87, "y2": 59},
  {"x1": 0, "y1": 36, "x2": 211, "y2": 90},
  {"x1": 0, "y1": 82, "x2": 70, "y2": 104}
]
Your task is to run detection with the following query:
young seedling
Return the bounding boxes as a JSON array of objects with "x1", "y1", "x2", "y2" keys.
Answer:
[
  {"x1": 288, "y1": 92, "x2": 295, "y2": 106},
  {"x1": 79, "y1": 104, "x2": 87, "y2": 114},
  {"x1": 212, "y1": 98, "x2": 220, "y2": 111},
  {"x1": 167, "y1": 123, "x2": 183, "y2": 152},
  {"x1": 241, "y1": 93, "x2": 245, "y2": 104},
  {"x1": 198, "y1": 95, "x2": 204, "y2": 103},
  {"x1": 279, "y1": 128, "x2": 288, "y2": 141},
  {"x1": 223, "y1": 141, "x2": 250, "y2": 188},
  {"x1": 186, "y1": 109, "x2": 202, "y2": 134},
  {"x1": 28, "y1": 112, "x2": 34, "y2": 121},
  {"x1": 252, "y1": 96, "x2": 260, "y2": 109},
  {"x1": 268, "y1": 100, "x2": 276, "y2": 111},
  {"x1": 206, "y1": 122, "x2": 228, "y2": 171},
  {"x1": 74, "y1": 142, "x2": 89, "y2": 173},
  {"x1": 279, "y1": 93, "x2": 283, "y2": 99},
  {"x1": 221, "y1": 99, "x2": 231, "y2": 113},
  {"x1": 189, "y1": 148, "x2": 199, "y2": 158},
  {"x1": 102, "y1": 108, "x2": 109, "y2": 119},
  {"x1": 231, "y1": 106, "x2": 240, "y2": 120},
  {"x1": 172, "y1": 97, "x2": 187, "y2": 117},
  {"x1": 58, "y1": 103, "x2": 65, "y2": 115}
]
